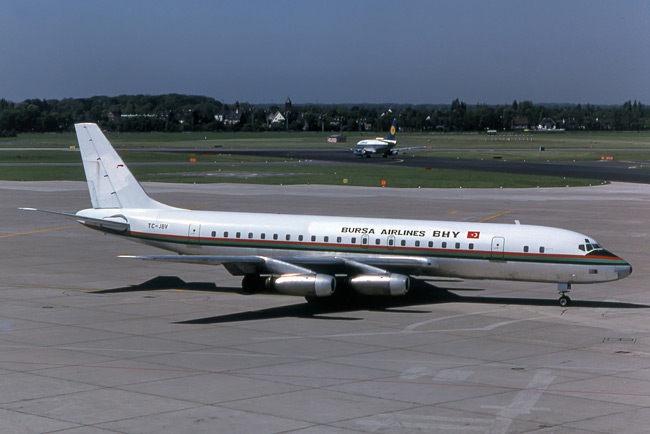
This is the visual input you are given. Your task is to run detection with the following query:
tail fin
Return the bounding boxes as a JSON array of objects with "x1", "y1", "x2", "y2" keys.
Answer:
[
  {"x1": 75, "y1": 123, "x2": 161, "y2": 209},
  {"x1": 385, "y1": 118, "x2": 398, "y2": 140}
]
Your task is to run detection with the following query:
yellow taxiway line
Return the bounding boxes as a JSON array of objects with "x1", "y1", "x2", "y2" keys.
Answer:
[
  {"x1": 477, "y1": 211, "x2": 512, "y2": 223},
  {"x1": 0, "y1": 225, "x2": 78, "y2": 239}
]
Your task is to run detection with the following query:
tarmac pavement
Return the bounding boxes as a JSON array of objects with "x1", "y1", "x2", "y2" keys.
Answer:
[{"x1": 1, "y1": 180, "x2": 650, "y2": 433}]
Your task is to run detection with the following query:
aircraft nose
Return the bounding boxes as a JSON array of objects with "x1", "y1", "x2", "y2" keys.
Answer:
[{"x1": 615, "y1": 264, "x2": 632, "y2": 279}]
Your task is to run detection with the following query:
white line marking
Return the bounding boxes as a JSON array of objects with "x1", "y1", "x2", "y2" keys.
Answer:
[{"x1": 486, "y1": 370, "x2": 555, "y2": 434}]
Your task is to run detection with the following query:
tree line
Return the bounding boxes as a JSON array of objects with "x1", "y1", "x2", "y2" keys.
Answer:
[{"x1": 0, "y1": 94, "x2": 648, "y2": 137}]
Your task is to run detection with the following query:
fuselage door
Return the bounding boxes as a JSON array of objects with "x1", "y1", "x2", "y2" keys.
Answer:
[
  {"x1": 188, "y1": 223, "x2": 201, "y2": 243},
  {"x1": 361, "y1": 234, "x2": 369, "y2": 248},
  {"x1": 491, "y1": 237, "x2": 505, "y2": 259},
  {"x1": 387, "y1": 235, "x2": 396, "y2": 249}
]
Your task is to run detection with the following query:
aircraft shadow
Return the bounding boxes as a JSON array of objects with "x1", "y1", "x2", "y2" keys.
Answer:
[
  {"x1": 92, "y1": 276, "x2": 650, "y2": 324},
  {"x1": 94, "y1": 275, "x2": 241, "y2": 294}
]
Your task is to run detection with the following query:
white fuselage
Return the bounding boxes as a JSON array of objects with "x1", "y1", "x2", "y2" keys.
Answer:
[
  {"x1": 354, "y1": 138, "x2": 396, "y2": 155},
  {"x1": 78, "y1": 207, "x2": 631, "y2": 285}
]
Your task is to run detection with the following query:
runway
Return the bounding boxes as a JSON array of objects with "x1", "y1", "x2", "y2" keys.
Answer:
[
  {"x1": 2, "y1": 180, "x2": 650, "y2": 433},
  {"x1": 222, "y1": 148, "x2": 650, "y2": 184},
  {"x1": 4, "y1": 146, "x2": 650, "y2": 184}
]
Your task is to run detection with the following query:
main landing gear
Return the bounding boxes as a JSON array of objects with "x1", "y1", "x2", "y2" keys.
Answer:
[{"x1": 558, "y1": 283, "x2": 571, "y2": 306}]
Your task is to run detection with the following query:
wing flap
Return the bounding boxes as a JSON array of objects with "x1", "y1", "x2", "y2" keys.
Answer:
[{"x1": 120, "y1": 254, "x2": 435, "y2": 276}]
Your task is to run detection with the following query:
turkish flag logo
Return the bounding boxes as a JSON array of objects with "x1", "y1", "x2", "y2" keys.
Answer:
[{"x1": 467, "y1": 231, "x2": 480, "y2": 239}]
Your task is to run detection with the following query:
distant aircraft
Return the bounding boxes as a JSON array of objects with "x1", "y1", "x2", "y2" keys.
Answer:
[
  {"x1": 22, "y1": 123, "x2": 631, "y2": 306},
  {"x1": 352, "y1": 118, "x2": 425, "y2": 158}
]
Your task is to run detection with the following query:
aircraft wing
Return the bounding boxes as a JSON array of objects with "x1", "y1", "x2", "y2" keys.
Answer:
[
  {"x1": 20, "y1": 208, "x2": 130, "y2": 232},
  {"x1": 391, "y1": 146, "x2": 429, "y2": 152},
  {"x1": 121, "y1": 254, "x2": 434, "y2": 276}
]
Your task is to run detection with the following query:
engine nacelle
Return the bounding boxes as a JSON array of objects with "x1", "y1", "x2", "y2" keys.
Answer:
[
  {"x1": 348, "y1": 274, "x2": 410, "y2": 296},
  {"x1": 268, "y1": 274, "x2": 336, "y2": 298}
]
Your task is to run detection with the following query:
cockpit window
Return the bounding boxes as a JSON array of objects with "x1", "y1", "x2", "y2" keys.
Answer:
[{"x1": 580, "y1": 243, "x2": 604, "y2": 253}]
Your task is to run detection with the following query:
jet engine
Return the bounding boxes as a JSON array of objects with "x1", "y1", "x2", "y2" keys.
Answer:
[
  {"x1": 268, "y1": 274, "x2": 336, "y2": 298},
  {"x1": 348, "y1": 274, "x2": 410, "y2": 296}
]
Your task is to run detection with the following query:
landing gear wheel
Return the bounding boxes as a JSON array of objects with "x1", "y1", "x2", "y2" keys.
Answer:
[{"x1": 558, "y1": 295, "x2": 571, "y2": 307}]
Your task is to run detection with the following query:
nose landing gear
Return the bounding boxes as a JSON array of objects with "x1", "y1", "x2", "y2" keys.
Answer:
[{"x1": 558, "y1": 283, "x2": 571, "y2": 306}]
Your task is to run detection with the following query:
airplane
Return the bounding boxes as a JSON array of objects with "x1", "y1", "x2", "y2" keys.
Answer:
[
  {"x1": 22, "y1": 123, "x2": 631, "y2": 307},
  {"x1": 352, "y1": 118, "x2": 426, "y2": 158}
]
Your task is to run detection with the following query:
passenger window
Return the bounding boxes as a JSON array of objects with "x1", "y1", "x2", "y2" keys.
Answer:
[
  {"x1": 442, "y1": 242, "x2": 447, "y2": 248},
  {"x1": 524, "y1": 246, "x2": 529, "y2": 253},
  {"x1": 428, "y1": 241, "x2": 434, "y2": 248},
  {"x1": 236, "y1": 232, "x2": 241, "y2": 238},
  {"x1": 337, "y1": 237, "x2": 342, "y2": 243},
  {"x1": 415, "y1": 240, "x2": 420, "y2": 247},
  {"x1": 311, "y1": 235, "x2": 316, "y2": 242},
  {"x1": 299, "y1": 235, "x2": 303, "y2": 241},
  {"x1": 539, "y1": 246, "x2": 545, "y2": 253},
  {"x1": 248, "y1": 232, "x2": 253, "y2": 239},
  {"x1": 211, "y1": 231, "x2": 216, "y2": 237},
  {"x1": 455, "y1": 243, "x2": 460, "y2": 249},
  {"x1": 324, "y1": 236, "x2": 329, "y2": 242},
  {"x1": 389, "y1": 239, "x2": 394, "y2": 246},
  {"x1": 469, "y1": 243, "x2": 474, "y2": 250},
  {"x1": 375, "y1": 238, "x2": 380, "y2": 245},
  {"x1": 351, "y1": 237, "x2": 357, "y2": 244},
  {"x1": 400, "y1": 240, "x2": 406, "y2": 246},
  {"x1": 261, "y1": 233, "x2": 266, "y2": 239},
  {"x1": 224, "y1": 231, "x2": 229, "y2": 237},
  {"x1": 273, "y1": 234, "x2": 278, "y2": 240},
  {"x1": 286, "y1": 234, "x2": 291, "y2": 241}
]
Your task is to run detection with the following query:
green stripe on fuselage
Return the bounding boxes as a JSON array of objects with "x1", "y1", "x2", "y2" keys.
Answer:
[{"x1": 123, "y1": 230, "x2": 626, "y2": 267}]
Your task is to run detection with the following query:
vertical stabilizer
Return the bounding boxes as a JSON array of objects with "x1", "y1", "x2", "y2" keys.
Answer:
[
  {"x1": 75, "y1": 123, "x2": 160, "y2": 209},
  {"x1": 385, "y1": 118, "x2": 398, "y2": 141}
]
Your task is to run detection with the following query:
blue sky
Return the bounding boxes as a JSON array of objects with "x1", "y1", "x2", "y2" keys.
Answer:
[{"x1": 1, "y1": 0, "x2": 648, "y2": 104}]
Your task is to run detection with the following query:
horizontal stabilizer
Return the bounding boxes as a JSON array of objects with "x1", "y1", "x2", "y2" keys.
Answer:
[{"x1": 20, "y1": 208, "x2": 129, "y2": 232}]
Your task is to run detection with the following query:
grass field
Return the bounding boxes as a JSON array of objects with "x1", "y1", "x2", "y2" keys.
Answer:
[
  {"x1": 0, "y1": 163, "x2": 604, "y2": 188},
  {"x1": 1, "y1": 130, "x2": 647, "y2": 187},
  {"x1": 3, "y1": 130, "x2": 650, "y2": 154}
]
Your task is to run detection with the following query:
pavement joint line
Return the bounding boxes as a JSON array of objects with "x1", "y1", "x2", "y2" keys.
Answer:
[
  {"x1": 0, "y1": 225, "x2": 78, "y2": 238},
  {"x1": 0, "y1": 343, "x2": 640, "y2": 374},
  {"x1": 0, "y1": 358, "x2": 648, "y2": 398}
]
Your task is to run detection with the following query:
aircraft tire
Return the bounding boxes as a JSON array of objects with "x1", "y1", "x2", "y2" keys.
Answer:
[{"x1": 558, "y1": 295, "x2": 571, "y2": 307}]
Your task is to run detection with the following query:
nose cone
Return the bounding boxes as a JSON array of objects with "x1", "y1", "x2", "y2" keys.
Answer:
[{"x1": 616, "y1": 263, "x2": 632, "y2": 280}]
